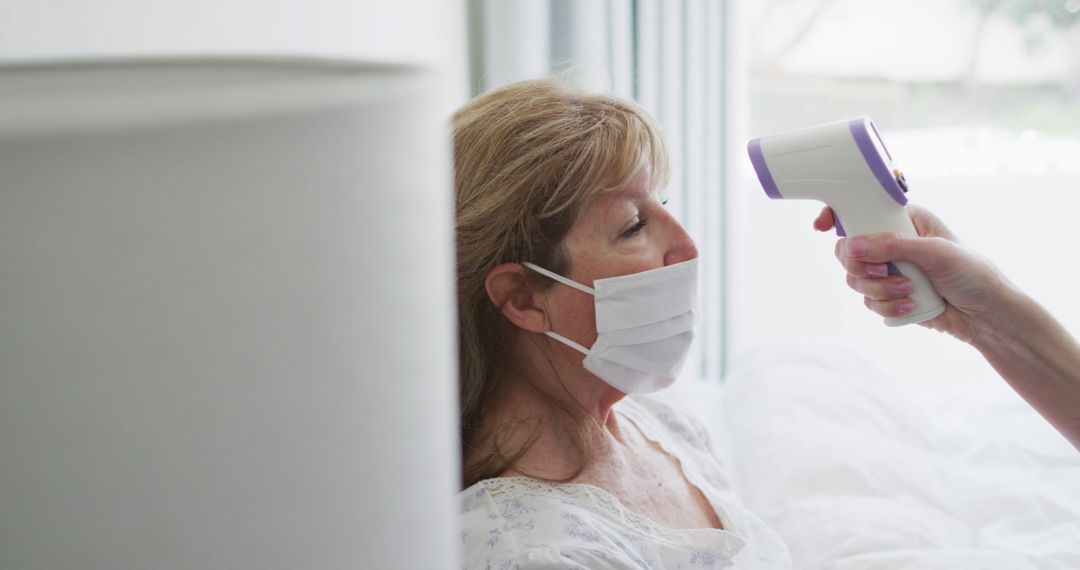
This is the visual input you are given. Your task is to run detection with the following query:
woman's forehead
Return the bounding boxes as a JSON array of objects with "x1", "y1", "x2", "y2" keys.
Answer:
[
  {"x1": 584, "y1": 180, "x2": 654, "y2": 218},
  {"x1": 613, "y1": 171, "x2": 660, "y2": 203}
]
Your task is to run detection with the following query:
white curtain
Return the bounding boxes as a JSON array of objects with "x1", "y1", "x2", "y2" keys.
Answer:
[{"x1": 468, "y1": 0, "x2": 733, "y2": 380}]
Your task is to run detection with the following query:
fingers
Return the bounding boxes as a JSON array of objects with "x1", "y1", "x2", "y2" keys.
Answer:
[
  {"x1": 836, "y1": 232, "x2": 958, "y2": 278},
  {"x1": 864, "y1": 296, "x2": 918, "y2": 318},
  {"x1": 835, "y1": 232, "x2": 922, "y2": 265},
  {"x1": 829, "y1": 233, "x2": 898, "y2": 275},
  {"x1": 836, "y1": 232, "x2": 920, "y2": 319},
  {"x1": 837, "y1": 257, "x2": 893, "y2": 278},
  {"x1": 833, "y1": 236, "x2": 895, "y2": 277},
  {"x1": 845, "y1": 273, "x2": 913, "y2": 301}
]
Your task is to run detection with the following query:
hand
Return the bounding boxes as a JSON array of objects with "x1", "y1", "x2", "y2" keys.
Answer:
[{"x1": 814, "y1": 204, "x2": 1012, "y2": 343}]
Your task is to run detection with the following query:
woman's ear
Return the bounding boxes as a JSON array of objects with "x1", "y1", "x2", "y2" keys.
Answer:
[{"x1": 484, "y1": 263, "x2": 550, "y2": 333}]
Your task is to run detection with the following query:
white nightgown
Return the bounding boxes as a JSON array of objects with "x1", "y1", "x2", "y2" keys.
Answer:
[{"x1": 459, "y1": 394, "x2": 792, "y2": 569}]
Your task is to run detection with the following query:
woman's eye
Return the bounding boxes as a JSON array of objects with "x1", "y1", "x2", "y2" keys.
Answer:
[{"x1": 622, "y1": 220, "x2": 647, "y2": 237}]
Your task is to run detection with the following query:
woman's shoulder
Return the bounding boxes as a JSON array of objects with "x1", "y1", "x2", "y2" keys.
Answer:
[
  {"x1": 458, "y1": 476, "x2": 780, "y2": 569},
  {"x1": 458, "y1": 477, "x2": 648, "y2": 569}
]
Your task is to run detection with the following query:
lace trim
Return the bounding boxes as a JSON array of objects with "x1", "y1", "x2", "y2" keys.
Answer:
[{"x1": 471, "y1": 476, "x2": 744, "y2": 555}]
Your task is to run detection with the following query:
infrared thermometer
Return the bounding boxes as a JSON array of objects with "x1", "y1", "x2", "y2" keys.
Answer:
[{"x1": 747, "y1": 116, "x2": 946, "y2": 326}]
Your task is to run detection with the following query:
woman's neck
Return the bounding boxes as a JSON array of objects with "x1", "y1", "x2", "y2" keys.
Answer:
[{"x1": 480, "y1": 364, "x2": 628, "y2": 481}]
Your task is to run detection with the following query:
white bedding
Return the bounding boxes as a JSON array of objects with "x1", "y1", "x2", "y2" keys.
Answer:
[{"x1": 667, "y1": 339, "x2": 1080, "y2": 569}]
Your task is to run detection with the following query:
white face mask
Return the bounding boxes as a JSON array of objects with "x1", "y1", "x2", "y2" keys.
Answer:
[{"x1": 521, "y1": 258, "x2": 698, "y2": 394}]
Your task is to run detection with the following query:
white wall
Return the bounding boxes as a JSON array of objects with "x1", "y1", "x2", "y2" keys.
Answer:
[{"x1": 0, "y1": 0, "x2": 469, "y2": 113}]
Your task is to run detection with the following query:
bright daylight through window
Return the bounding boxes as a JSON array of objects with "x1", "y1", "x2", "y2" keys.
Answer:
[{"x1": 736, "y1": 0, "x2": 1080, "y2": 381}]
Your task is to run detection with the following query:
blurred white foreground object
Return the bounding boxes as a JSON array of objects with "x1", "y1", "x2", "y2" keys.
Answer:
[{"x1": 0, "y1": 59, "x2": 457, "y2": 570}]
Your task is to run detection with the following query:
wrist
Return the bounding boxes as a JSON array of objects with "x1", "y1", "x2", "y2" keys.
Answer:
[{"x1": 968, "y1": 281, "x2": 1042, "y2": 356}]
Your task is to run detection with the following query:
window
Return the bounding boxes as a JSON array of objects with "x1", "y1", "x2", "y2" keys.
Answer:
[{"x1": 732, "y1": 0, "x2": 1080, "y2": 381}]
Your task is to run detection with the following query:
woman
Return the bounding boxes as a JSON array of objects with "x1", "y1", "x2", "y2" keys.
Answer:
[
  {"x1": 818, "y1": 205, "x2": 1080, "y2": 450},
  {"x1": 454, "y1": 80, "x2": 791, "y2": 568}
]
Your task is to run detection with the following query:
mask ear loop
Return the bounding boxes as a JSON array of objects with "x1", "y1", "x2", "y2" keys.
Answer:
[
  {"x1": 521, "y1": 262, "x2": 595, "y2": 356},
  {"x1": 521, "y1": 262, "x2": 595, "y2": 295},
  {"x1": 542, "y1": 330, "x2": 590, "y2": 356}
]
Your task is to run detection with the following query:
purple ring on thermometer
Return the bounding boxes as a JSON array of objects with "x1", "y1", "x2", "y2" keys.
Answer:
[
  {"x1": 848, "y1": 118, "x2": 907, "y2": 207},
  {"x1": 746, "y1": 137, "x2": 782, "y2": 200}
]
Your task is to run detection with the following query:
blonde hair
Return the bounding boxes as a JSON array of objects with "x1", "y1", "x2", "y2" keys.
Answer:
[{"x1": 453, "y1": 79, "x2": 669, "y2": 487}]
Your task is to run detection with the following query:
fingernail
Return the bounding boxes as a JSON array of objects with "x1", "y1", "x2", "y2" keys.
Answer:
[
  {"x1": 891, "y1": 281, "x2": 914, "y2": 296},
  {"x1": 867, "y1": 264, "x2": 888, "y2": 278},
  {"x1": 844, "y1": 237, "x2": 870, "y2": 257},
  {"x1": 897, "y1": 301, "x2": 916, "y2": 315}
]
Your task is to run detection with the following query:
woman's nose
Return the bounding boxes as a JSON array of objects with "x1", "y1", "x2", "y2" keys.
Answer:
[{"x1": 663, "y1": 221, "x2": 698, "y2": 266}]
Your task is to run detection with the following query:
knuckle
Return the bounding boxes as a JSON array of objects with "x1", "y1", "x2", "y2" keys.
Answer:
[
  {"x1": 872, "y1": 281, "x2": 890, "y2": 300},
  {"x1": 863, "y1": 262, "x2": 886, "y2": 279},
  {"x1": 878, "y1": 232, "x2": 902, "y2": 256},
  {"x1": 869, "y1": 280, "x2": 892, "y2": 301},
  {"x1": 927, "y1": 235, "x2": 953, "y2": 253},
  {"x1": 921, "y1": 236, "x2": 955, "y2": 272}
]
